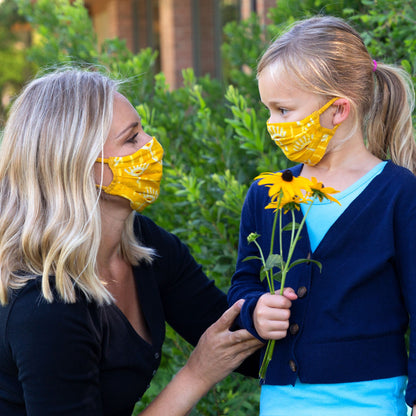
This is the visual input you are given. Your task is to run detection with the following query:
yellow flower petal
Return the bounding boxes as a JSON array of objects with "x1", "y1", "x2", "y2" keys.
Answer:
[
  {"x1": 309, "y1": 177, "x2": 341, "y2": 205},
  {"x1": 256, "y1": 170, "x2": 312, "y2": 201}
]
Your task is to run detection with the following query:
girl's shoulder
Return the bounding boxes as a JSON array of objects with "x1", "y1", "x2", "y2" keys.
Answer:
[{"x1": 380, "y1": 161, "x2": 416, "y2": 193}]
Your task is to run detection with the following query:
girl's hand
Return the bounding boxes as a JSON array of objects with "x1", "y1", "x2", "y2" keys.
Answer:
[
  {"x1": 183, "y1": 299, "x2": 263, "y2": 388},
  {"x1": 253, "y1": 288, "x2": 297, "y2": 340}
]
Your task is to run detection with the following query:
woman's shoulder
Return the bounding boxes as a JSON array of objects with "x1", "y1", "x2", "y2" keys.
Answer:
[
  {"x1": 133, "y1": 214, "x2": 184, "y2": 252},
  {"x1": 132, "y1": 214, "x2": 205, "y2": 287},
  {"x1": 1, "y1": 277, "x2": 101, "y2": 345}
]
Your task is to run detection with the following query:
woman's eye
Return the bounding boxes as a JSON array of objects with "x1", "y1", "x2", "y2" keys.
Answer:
[
  {"x1": 126, "y1": 132, "x2": 139, "y2": 143},
  {"x1": 280, "y1": 108, "x2": 288, "y2": 115}
]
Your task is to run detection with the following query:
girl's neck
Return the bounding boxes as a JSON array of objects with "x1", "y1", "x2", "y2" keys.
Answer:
[{"x1": 301, "y1": 134, "x2": 382, "y2": 191}]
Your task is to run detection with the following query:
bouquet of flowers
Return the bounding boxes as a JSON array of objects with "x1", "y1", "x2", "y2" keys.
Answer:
[{"x1": 245, "y1": 169, "x2": 340, "y2": 380}]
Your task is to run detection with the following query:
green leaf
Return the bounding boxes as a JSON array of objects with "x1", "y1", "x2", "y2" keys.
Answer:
[
  {"x1": 272, "y1": 270, "x2": 282, "y2": 283},
  {"x1": 281, "y1": 222, "x2": 301, "y2": 232},
  {"x1": 288, "y1": 258, "x2": 322, "y2": 272},
  {"x1": 265, "y1": 253, "x2": 283, "y2": 271},
  {"x1": 242, "y1": 255, "x2": 261, "y2": 262}
]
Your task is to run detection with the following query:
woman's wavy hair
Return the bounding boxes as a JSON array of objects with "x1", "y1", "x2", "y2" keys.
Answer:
[
  {"x1": 257, "y1": 15, "x2": 416, "y2": 173},
  {"x1": 0, "y1": 68, "x2": 154, "y2": 305}
]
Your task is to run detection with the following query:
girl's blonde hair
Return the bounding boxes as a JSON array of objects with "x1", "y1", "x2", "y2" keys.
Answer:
[
  {"x1": 257, "y1": 16, "x2": 416, "y2": 173},
  {"x1": 0, "y1": 68, "x2": 154, "y2": 305}
]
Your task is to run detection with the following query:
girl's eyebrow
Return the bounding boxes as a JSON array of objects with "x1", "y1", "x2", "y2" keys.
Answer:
[
  {"x1": 115, "y1": 121, "x2": 139, "y2": 139},
  {"x1": 267, "y1": 98, "x2": 293, "y2": 105}
]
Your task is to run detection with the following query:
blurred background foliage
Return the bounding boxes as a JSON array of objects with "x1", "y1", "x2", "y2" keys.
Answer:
[{"x1": 0, "y1": 0, "x2": 415, "y2": 414}]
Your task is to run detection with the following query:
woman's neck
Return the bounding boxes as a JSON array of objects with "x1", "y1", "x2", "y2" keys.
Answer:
[{"x1": 97, "y1": 202, "x2": 131, "y2": 273}]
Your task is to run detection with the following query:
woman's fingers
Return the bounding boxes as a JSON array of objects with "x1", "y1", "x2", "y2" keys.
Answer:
[
  {"x1": 185, "y1": 301, "x2": 262, "y2": 387},
  {"x1": 210, "y1": 299, "x2": 245, "y2": 333}
]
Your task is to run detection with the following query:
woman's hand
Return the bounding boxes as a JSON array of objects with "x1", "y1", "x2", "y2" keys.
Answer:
[
  {"x1": 140, "y1": 300, "x2": 262, "y2": 416},
  {"x1": 183, "y1": 299, "x2": 264, "y2": 388},
  {"x1": 253, "y1": 288, "x2": 297, "y2": 340}
]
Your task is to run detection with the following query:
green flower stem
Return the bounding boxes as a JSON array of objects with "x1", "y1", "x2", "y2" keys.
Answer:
[
  {"x1": 252, "y1": 239, "x2": 274, "y2": 294},
  {"x1": 279, "y1": 195, "x2": 316, "y2": 295},
  {"x1": 268, "y1": 192, "x2": 282, "y2": 294},
  {"x1": 290, "y1": 210, "x2": 296, "y2": 249},
  {"x1": 259, "y1": 339, "x2": 275, "y2": 380},
  {"x1": 270, "y1": 192, "x2": 282, "y2": 255},
  {"x1": 260, "y1": 196, "x2": 318, "y2": 381},
  {"x1": 279, "y1": 204, "x2": 283, "y2": 273}
]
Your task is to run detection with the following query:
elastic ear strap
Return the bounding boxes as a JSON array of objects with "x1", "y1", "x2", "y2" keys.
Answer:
[{"x1": 318, "y1": 97, "x2": 339, "y2": 114}]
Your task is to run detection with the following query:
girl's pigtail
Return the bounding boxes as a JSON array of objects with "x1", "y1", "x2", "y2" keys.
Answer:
[{"x1": 366, "y1": 64, "x2": 416, "y2": 174}]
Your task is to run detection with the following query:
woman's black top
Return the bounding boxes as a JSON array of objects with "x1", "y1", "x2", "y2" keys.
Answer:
[{"x1": 0, "y1": 215, "x2": 242, "y2": 415}]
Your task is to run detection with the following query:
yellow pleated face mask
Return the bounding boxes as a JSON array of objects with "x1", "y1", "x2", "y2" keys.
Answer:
[
  {"x1": 96, "y1": 137, "x2": 163, "y2": 212},
  {"x1": 267, "y1": 97, "x2": 339, "y2": 166}
]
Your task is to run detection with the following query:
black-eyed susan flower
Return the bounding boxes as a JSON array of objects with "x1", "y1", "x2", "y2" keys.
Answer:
[
  {"x1": 309, "y1": 177, "x2": 341, "y2": 205},
  {"x1": 265, "y1": 194, "x2": 305, "y2": 213},
  {"x1": 255, "y1": 169, "x2": 311, "y2": 202}
]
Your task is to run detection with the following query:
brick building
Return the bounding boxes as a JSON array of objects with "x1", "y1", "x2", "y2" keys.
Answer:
[{"x1": 84, "y1": 0, "x2": 276, "y2": 89}]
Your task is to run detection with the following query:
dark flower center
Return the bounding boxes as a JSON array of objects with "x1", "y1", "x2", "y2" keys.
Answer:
[{"x1": 282, "y1": 170, "x2": 293, "y2": 182}]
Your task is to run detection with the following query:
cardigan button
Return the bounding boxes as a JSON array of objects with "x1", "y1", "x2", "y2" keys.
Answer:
[
  {"x1": 154, "y1": 352, "x2": 160, "y2": 359},
  {"x1": 297, "y1": 286, "x2": 307, "y2": 298},
  {"x1": 289, "y1": 360, "x2": 297, "y2": 372},
  {"x1": 289, "y1": 323, "x2": 299, "y2": 335}
]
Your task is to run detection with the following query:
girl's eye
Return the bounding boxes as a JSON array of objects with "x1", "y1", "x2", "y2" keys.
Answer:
[
  {"x1": 280, "y1": 108, "x2": 288, "y2": 115},
  {"x1": 126, "y1": 132, "x2": 139, "y2": 143}
]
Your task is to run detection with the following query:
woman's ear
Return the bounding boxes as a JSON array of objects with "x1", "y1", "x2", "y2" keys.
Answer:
[{"x1": 332, "y1": 98, "x2": 350, "y2": 125}]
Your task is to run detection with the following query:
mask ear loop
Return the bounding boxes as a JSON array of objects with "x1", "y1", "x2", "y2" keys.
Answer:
[
  {"x1": 95, "y1": 137, "x2": 106, "y2": 194},
  {"x1": 317, "y1": 97, "x2": 339, "y2": 115}
]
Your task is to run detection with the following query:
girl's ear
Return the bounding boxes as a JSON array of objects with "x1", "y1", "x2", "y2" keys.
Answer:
[{"x1": 332, "y1": 98, "x2": 350, "y2": 125}]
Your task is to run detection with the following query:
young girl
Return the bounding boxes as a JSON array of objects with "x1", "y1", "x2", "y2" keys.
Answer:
[{"x1": 228, "y1": 16, "x2": 416, "y2": 415}]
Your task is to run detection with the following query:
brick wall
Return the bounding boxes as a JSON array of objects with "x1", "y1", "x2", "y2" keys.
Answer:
[
  {"x1": 85, "y1": 0, "x2": 276, "y2": 89},
  {"x1": 87, "y1": 0, "x2": 134, "y2": 49},
  {"x1": 159, "y1": 0, "x2": 193, "y2": 87},
  {"x1": 241, "y1": 0, "x2": 275, "y2": 25}
]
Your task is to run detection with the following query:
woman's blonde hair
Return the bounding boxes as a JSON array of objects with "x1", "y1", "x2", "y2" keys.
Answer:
[
  {"x1": 257, "y1": 16, "x2": 416, "y2": 173},
  {"x1": 0, "y1": 68, "x2": 154, "y2": 305}
]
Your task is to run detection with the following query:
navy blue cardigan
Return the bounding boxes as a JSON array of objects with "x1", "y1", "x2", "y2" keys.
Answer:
[{"x1": 228, "y1": 161, "x2": 416, "y2": 406}]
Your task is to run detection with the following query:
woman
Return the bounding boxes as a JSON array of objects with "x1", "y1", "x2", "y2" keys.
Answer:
[{"x1": 0, "y1": 68, "x2": 261, "y2": 416}]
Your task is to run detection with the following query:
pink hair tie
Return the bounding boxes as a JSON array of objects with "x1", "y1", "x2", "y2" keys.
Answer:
[{"x1": 372, "y1": 60, "x2": 377, "y2": 72}]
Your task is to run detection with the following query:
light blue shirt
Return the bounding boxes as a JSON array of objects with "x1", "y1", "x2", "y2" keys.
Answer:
[
  {"x1": 301, "y1": 161, "x2": 386, "y2": 252},
  {"x1": 260, "y1": 162, "x2": 411, "y2": 416}
]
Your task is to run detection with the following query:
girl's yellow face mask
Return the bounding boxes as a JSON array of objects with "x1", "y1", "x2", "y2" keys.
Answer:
[
  {"x1": 267, "y1": 97, "x2": 339, "y2": 166},
  {"x1": 96, "y1": 137, "x2": 163, "y2": 212}
]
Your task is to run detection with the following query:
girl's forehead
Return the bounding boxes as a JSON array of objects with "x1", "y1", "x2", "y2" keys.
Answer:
[{"x1": 258, "y1": 66, "x2": 302, "y2": 98}]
